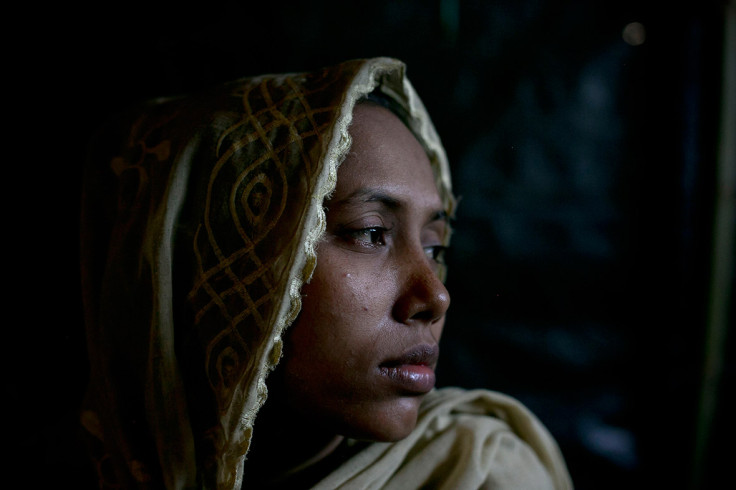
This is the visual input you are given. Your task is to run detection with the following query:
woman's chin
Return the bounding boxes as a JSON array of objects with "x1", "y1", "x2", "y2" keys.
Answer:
[{"x1": 339, "y1": 396, "x2": 423, "y2": 442}]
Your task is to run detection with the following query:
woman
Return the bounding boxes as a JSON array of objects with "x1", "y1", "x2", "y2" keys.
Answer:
[{"x1": 80, "y1": 57, "x2": 572, "y2": 489}]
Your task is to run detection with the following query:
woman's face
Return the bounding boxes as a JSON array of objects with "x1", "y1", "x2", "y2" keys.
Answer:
[{"x1": 279, "y1": 103, "x2": 451, "y2": 442}]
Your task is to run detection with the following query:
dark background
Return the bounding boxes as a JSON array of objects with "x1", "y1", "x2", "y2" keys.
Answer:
[{"x1": 11, "y1": 1, "x2": 733, "y2": 488}]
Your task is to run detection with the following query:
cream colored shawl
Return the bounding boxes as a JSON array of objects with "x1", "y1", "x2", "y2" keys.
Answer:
[
  {"x1": 315, "y1": 388, "x2": 572, "y2": 490},
  {"x1": 80, "y1": 57, "x2": 570, "y2": 489}
]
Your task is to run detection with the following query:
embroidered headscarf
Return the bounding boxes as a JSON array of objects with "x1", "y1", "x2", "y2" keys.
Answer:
[{"x1": 80, "y1": 57, "x2": 455, "y2": 489}]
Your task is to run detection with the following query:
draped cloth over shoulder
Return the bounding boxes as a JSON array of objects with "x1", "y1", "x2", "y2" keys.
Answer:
[
  {"x1": 314, "y1": 388, "x2": 572, "y2": 490},
  {"x1": 80, "y1": 58, "x2": 454, "y2": 489},
  {"x1": 80, "y1": 57, "x2": 571, "y2": 489}
]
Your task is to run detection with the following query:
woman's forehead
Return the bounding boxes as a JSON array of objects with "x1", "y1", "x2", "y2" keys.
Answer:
[{"x1": 333, "y1": 104, "x2": 441, "y2": 207}]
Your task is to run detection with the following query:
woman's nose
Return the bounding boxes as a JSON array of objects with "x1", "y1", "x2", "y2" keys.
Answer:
[{"x1": 392, "y1": 251, "x2": 451, "y2": 325}]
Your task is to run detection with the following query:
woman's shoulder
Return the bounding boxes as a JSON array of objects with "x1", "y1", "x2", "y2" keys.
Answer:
[
  {"x1": 412, "y1": 387, "x2": 573, "y2": 489},
  {"x1": 313, "y1": 387, "x2": 573, "y2": 489}
]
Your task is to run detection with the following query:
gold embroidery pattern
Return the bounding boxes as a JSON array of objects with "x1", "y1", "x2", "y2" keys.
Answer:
[{"x1": 183, "y1": 66, "x2": 354, "y2": 485}]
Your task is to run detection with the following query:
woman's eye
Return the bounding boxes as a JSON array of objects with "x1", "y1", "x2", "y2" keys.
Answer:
[
  {"x1": 348, "y1": 227, "x2": 387, "y2": 246},
  {"x1": 424, "y1": 245, "x2": 447, "y2": 264}
]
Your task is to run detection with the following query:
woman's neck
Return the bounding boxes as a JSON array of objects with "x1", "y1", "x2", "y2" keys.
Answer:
[{"x1": 242, "y1": 385, "x2": 346, "y2": 488}]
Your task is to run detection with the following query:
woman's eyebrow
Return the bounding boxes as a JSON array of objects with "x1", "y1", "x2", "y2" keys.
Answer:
[
  {"x1": 430, "y1": 209, "x2": 449, "y2": 224},
  {"x1": 334, "y1": 188, "x2": 403, "y2": 210},
  {"x1": 333, "y1": 187, "x2": 448, "y2": 223}
]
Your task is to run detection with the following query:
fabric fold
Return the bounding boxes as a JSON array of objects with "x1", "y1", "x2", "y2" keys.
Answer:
[{"x1": 312, "y1": 388, "x2": 571, "y2": 490}]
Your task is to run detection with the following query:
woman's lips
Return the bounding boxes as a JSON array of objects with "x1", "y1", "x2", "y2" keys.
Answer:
[
  {"x1": 379, "y1": 365, "x2": 436, "y2": 394},
  {"x1": 379, "y1": 344, "x2": 439, "y2": 394}
]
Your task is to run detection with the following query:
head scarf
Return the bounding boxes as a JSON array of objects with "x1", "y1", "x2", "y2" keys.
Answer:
[{"x1": 80, "y1": 57, "x2": 455, "y2": 489}]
